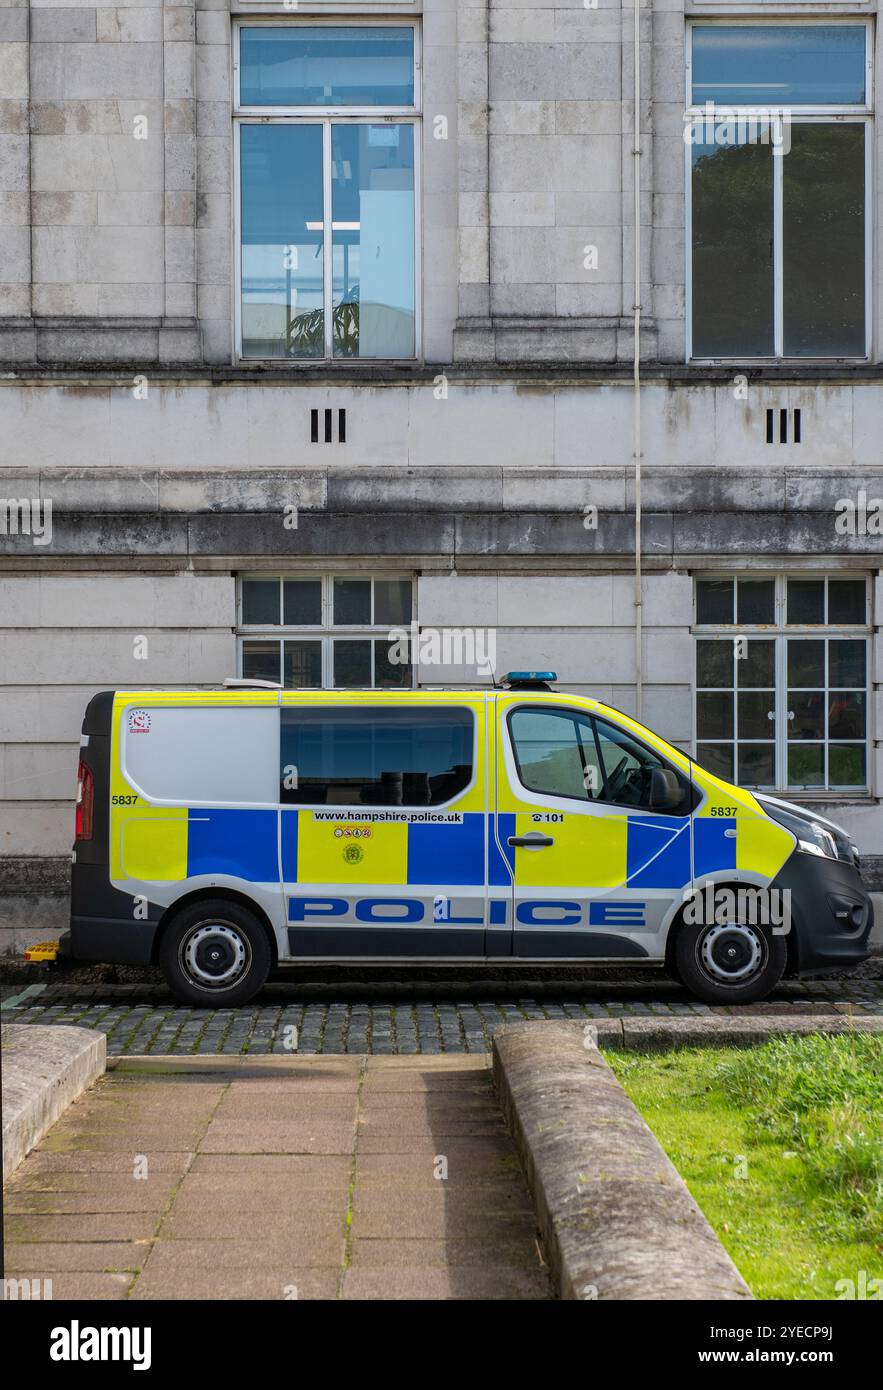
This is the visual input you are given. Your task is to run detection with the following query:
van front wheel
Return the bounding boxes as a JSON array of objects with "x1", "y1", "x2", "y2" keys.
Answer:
[
  {"x1": 159, "y1": 899, "x2": 272, "y2": 1007},
  {"x1": 674, "y1": 918, "x2": 787, "y2": 1006}
]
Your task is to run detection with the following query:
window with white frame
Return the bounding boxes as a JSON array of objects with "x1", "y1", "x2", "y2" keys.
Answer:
[
  {"x1": 694, "y1": 575, "x2": 870, "y2": 792},
  {"x1": 235, "y1": 22, "x2": 420, "y2": 361},
  {"x1": 238, "y1": 574, "x2": 414, "y2": 688},
  {"x1": 687, "y1": 23, "x2": 871, "y2": 360}
]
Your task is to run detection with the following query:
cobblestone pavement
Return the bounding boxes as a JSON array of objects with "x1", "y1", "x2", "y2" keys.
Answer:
[{"x1": 3, "y1": 974, "x2": 882, "y2": 1055}]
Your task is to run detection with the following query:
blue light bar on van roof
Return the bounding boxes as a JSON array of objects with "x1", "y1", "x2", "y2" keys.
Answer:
[{"x1": 503, "y1": 671, "x2": 557, "y2": 684}]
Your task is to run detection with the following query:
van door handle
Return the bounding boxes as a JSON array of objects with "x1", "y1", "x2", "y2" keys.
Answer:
[{"x1": 508, "y1": 833, "x2": 554, "y2": 848}]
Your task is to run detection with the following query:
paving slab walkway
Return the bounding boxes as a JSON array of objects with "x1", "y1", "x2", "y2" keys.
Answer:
[{"x1": 3, "y1": 1054, "x2": 552, "y2": 1301}]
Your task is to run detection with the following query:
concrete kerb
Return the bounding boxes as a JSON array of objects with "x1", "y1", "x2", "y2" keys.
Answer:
[
  {"x1": 2, "y1": 1024, "x2": 106, "y2": 1179},
  {"x1": 538, "y1": 1014, "x2": 882, "y2": 1050},
  {"x1": 492, "y1": 1020, "x2": 753, "y2": 1301},
  {"x1": 614, "y1": 1013, "x2": 883, "y2": 1049}
]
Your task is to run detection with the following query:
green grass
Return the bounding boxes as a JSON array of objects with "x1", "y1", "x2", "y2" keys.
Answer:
[{"x1": 606, "y1": 1035, "x2": 883, "y2": 1300}]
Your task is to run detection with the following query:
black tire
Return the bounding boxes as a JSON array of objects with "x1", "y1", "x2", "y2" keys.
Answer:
[
  {"x1": 673, "y1": 915, "x2": 787, "y2": 1006},
  {"x1": 159, "y1": 898, "x2": 272, "y2": 1007},
  {"x1": 665, "y1": 951, "x2": 684, "y2": 985}
]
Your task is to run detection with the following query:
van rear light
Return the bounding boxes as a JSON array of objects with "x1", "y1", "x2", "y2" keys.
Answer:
[{"x1": 76, "y1": 759, "x2": 94, "y2": 841}]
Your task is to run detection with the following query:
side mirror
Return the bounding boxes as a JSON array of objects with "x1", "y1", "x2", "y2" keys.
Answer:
[{"x1": 649, "y1": 767, "x2": 685, "y2": 811}]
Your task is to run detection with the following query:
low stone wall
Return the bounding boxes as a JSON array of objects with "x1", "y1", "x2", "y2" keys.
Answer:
[
  {"x1": 493, "y1": 1019, "x2": 753, "y2": 1301},
  {"x1": 0, "y1": 857, "x2": 69, "y2": 956},
  {"x1": 2, "y1": 1023, "x2": 106, "y2": 1177}
]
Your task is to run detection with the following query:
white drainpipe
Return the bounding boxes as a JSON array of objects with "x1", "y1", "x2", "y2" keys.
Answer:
[{"x1": 633, "y1": 0, "x2": 644, "y2": 722}]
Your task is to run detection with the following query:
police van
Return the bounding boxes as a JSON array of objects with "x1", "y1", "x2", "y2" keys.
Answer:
[{"x1": 65, "y1": 674, "x2": 873, "y2": 1007}]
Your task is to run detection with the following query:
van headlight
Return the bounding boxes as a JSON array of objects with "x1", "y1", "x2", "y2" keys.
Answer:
[{"x1": 761, "y1": 803, "x2": 840, "y2": 861}]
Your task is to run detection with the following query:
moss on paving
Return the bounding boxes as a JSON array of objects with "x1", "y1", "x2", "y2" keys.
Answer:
[{"x1": 606, "y1": 1034, "x2": 883, "y2": 1301}]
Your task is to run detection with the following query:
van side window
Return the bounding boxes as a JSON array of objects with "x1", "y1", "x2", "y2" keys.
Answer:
[
  {"x1": 122, "y1": 705, "x2": 278, "y2": 805},
  {"x1": 280, "y1": 707, "x2": 474, "y2": 806},
  {"x1": 508, "y1": 707, "x2": 603, "y2": 802},
  {"x1": 592, "y1": 718, "x2": 687, "y2": 814}
]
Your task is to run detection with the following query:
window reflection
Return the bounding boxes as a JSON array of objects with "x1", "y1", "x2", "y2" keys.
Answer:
[
  {"x1": 240, "y1": 125, "x2": 324, "y2": 359},
  {"x1": 692, "y1": 26, "x2": 866, "y2": 107},
  {"x1": 331, "y1": 124, "x2": 415, "y2": 359},
  {"x1": 783, "y1": 125, "x2": 865, "y2": 357},
  {"x1": 692, "y1": 133, "x2": 773, "y2": 358},
  {"x1": 240, "y1": 27, "x2": 415, "y2": 108}
]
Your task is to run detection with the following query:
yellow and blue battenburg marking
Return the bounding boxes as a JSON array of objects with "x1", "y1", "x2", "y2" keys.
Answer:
[
  {"x1": 115, "y1": 803, "x2": 789, "y2": 896},
  {"x1": 626, "y1": 815, "x2": 692, "y2": 888},
  {"x1": 492, "y1": 812, "x2": 692, "y2": 891},
  {"x1": 113, "y1": 808, "x2": 494, "y2": 889},
  {"x1": 693, "y1": 816, "x2": 737, "y2": 879},
  {"x1": 281, "y1": 811, "x2": 488, "y2": 887},
  {"x1": 188, "y1": 809, "x2": 278, "y2": 882}
]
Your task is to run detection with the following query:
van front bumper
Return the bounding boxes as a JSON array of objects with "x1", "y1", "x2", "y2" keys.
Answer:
[{"x1": 771, "y1": 850, "x2": 874, "y2": 975}]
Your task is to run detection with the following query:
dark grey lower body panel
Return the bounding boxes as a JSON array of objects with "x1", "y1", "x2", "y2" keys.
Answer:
[
  {"x1": 287, "y1": 926, "x2": 485, "y2": 957},
  {"x1": 286, "y1": 927, "x2": 648, "y2": 960},
  {"x1": 513, "y1": 931, "x2": 649, "y2": 959}
]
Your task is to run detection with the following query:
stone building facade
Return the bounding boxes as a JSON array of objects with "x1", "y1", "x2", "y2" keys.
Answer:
[{"x1": 0, "y1": 0, "x2": 881, "y2": 946}]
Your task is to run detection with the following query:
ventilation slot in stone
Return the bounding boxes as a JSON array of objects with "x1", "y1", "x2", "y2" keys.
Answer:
[
  {"x1": 766, "y1": 407, "x2": 802, "y2": 444},
  {"x1": 310, "y1": 408, "x2": 346, "y2": 443}
]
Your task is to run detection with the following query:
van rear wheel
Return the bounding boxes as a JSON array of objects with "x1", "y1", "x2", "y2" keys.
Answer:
[
  {"x1": 159, "y1": 899, "x2": 271, "y2": 1007},
  {"x1": 674, "y1": 918, "x2": 787, "y2": 1006}
]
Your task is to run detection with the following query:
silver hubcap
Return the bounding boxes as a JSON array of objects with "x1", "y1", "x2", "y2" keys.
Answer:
[
  {"x1": 698, "y1": 922, "x2": 765, "y2": 985},
  {"x1": 180, "y1": 922, "x2": 250, "y2": 990}
]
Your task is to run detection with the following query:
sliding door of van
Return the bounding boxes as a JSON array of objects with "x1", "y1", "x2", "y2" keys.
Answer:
[
  {"x1": 280, "y1": 695, "x2": 489, "y2": 957},
  {"x1": 495, "y1": 697, "x2": 692, "y2": 960}
]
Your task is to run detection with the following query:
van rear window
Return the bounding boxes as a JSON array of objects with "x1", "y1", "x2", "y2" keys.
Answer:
[
  {"x1": 280, "y1": 707, "x2": 474, "y2": 806},
  {"x1": 122, "y1": 705, "x2": 279, "y2": 805}
]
